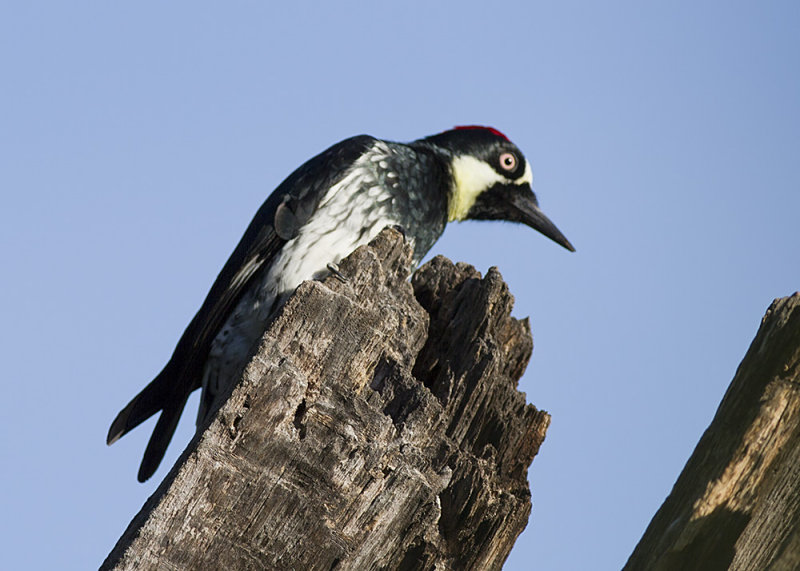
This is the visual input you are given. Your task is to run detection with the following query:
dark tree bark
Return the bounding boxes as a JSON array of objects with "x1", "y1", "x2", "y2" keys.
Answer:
[
  {"x1": 102, "y1": 228, "x2": 549, "y2": 571},
  {"x1": 625, "y1": 293, "x2": 800, "y2": 571}
]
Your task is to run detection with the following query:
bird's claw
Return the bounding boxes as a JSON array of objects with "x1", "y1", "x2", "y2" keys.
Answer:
[
  {"x1": 391, "y1": 224, "x2": 407, "y2": 240},
  {"x1": 327, "y1": 262, "x2": 348, "y2": 283}
]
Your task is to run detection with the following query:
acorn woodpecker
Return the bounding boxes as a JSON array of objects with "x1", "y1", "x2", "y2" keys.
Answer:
[{"x1": 108, "y1": 126, "x2": 574, "y2": 482}]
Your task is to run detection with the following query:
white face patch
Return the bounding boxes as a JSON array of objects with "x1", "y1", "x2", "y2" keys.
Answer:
[
  {"x1": 448, "y1": 155, "x2": 533, "y2": 221},
  {"x1": 520, "y1": 160, "x2": 533, "y2": 186}
]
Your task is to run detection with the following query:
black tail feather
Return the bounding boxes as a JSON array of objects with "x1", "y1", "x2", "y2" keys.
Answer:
[
  {"x1": 137, "y1": 395, "x2": 189, "y2": 482},
  {"x1": 107, "y1": 365, "x2": 175, "y2": 445},
  {"x1": 107, "y1": 362, "x2": 191, "y2": 481}
]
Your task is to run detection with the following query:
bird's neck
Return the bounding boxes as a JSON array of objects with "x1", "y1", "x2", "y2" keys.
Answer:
[{"x1": 391, "y1": 141, "x2": 451, "y2": 263}]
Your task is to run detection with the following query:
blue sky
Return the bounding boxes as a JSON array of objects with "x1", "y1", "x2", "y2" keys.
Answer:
[{"x1": 1, "y1": 2, "x2": 798, "y2": 569}]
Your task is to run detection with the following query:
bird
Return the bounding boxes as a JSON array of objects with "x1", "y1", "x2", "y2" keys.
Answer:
[{"x1": 107, "y1": 126, "x2": 575, "y2": 482}]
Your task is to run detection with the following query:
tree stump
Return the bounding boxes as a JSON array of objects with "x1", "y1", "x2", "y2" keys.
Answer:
[{"x1": 102, "y1": 228, "x2": 549, "y2": 571}]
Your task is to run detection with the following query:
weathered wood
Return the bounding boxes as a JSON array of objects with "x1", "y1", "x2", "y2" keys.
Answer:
[
  {"x1": 102, "y1": 228, "x2": 549, "y2": 571},
  {"x1": 625, "y1": 293, "x2": 800, "y2": 571}
]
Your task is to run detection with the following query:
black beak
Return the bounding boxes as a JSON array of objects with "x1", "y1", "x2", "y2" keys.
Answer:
[{"x1": 510, "y1": 188, "x2": 575, "y2": 252}]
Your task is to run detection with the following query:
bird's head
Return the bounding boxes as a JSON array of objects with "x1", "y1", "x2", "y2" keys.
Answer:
[{"x1": 421, "y1": 126, "x2": 575, "y2": 252}]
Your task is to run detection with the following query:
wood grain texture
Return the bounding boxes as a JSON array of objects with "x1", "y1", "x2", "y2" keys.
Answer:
[
  {"x1": 102, "y1": 228, "x2": 549, "y2": 571},
  {"x1": 625, "y1": 293, "x2": 800, "y2": 571}
]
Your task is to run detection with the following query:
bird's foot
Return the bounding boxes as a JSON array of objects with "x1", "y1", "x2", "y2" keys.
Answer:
[
  {"x1": 391, "y1": 224, "x2": 407, "y2": 240},
  {"x1": 327, "y1": 262, "x2": 348, "y2": 283}
]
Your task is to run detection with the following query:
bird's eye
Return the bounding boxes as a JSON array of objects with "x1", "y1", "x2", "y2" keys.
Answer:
[{"x1": 499, "y1": 152, "x2": 517, "y2": 172}]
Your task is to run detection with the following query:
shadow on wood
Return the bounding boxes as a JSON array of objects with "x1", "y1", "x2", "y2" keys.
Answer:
[
  {"x1": 102, "y1": 228, "x2": 550, "y2": 571},
  {"x1": 625, "y1": 293, "x2": 800, "y2": 571}
]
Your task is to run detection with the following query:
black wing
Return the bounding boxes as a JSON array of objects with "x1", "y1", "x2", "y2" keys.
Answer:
[{"x1": 107, "y1": 135, "x2": 376, "y2": 481}]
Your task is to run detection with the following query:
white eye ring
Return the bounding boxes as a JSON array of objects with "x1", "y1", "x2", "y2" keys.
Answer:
[{"x1": 499, "y1": 152, "x2": 517, "y2": 172}]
